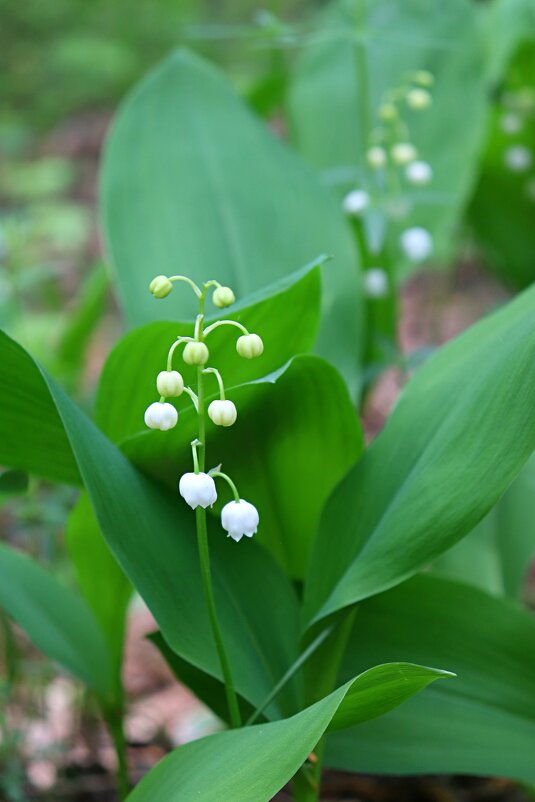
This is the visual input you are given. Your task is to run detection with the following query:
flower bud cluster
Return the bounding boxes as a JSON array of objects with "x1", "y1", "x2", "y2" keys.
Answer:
[{"x1": 144, "y1": 275, "x2": 262, "y2": 544}]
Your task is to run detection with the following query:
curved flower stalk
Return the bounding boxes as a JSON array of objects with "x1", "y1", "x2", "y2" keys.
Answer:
[{"x1": 144, "y1": 274, "x2": 263, "y2": 728}]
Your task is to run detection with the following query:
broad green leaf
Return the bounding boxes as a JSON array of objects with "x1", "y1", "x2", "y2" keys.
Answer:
[
  {"x1": 0, "y1": 333, "x2": 81, "y2": 485},
  {"x1": 123, "y1": 356, "x2": 364, "y2": 577},
  {"x1": 56, "y1": 262, "x2": 109, "y2": 380},
  {"x1": 305, "y1": 285, "x2": 535, "y2": 624},
  {"x1": 0, "y1": 469, "x2": 29, "y2": 496},
  {"x1": 149, "y1": 630, "x2": 258, "y2": 725},
  {"x1": 327, "y1": 574, "x2": 535, "y2": 782},
  {"x1": 433, "y1": 451, "x2": 535, "y2": 599},
  {"x1": 128, "y1": 662, "x2": 450, "y2": 802},
  {"x1": 0, "y1": 544, "x2": 113, "y2": 702},
  {"x1": 101, "y1": 48, "x2": 362, "y2": 393},
  {"x1": 95, "y1": 260, "x2": 322, "y2": 444},
  {"x1": 66, "y1": 492, "x2": 132, "y2": 684},
  {"x1": 0, "y1": 330, "x2": 301, "y2": 716},
  {"x1": 287, "y1": 0, "x2": 488, "y2": 267}
]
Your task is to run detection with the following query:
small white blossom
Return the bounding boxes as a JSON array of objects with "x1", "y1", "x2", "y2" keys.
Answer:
[
  {"x1": 156, "y1": 370, "x2": 184, "y2": 397},
  {"x1": 391, "y1": 143, "x2": 417, "y2": 166},
  {"x1": 400, "y1": 227, "x2": 433, "y2": 262},
  {"x1": 405, "y1": 160, "x2": 433, "y2": 186},
  {"x1": 501, "y1": 113, "x2": 522, "y2": 135},
  {"x1": 179, "y1": 472, "x2": 217, "y2": 509},
  {"x1": 236, "y1": 333, "x2": 264, "y2": 359},
  {"x1": 367, "y1": 146, "x2": 387, "y2": 169},
  {"x1": 505, "y1": 145, "x2": 532, "y2": 173},
  {"x1": 221, "y1": 500, "x2": 259, "y2": 542},
  {"x1": 208, "y1": 399, "x2": 237, "y2": 427},
  {"x1": 364, "y1": 268, "x2": 389, "y2": 299},
  {"x1": 144, "y1": 401, "x2": 178, "y2": 431},
  {"x1": 342, "y1": 189, "x2": 370, "y2": 216},
  {"x1": 379, "y1": 102, "x2": 398, "y2": 122}
]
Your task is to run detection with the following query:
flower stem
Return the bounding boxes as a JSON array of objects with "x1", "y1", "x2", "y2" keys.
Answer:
[
  {"x1": 195, "y1": 358, "x2": 241, "y2": 729},
  {"x1": 107, "y1": 709, "x2": 129, "y2": 800}
]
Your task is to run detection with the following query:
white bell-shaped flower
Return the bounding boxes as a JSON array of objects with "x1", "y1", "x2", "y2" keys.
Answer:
[
  {"x1": 364, "y1": 268, "x2": 389, "y2": 299},
  {"x1": 406, "y1": 88, "x2": 432, "y2": 110},
  {"x1": 179, "y1": 472, "x2": 217, "y2": 509},
  {"x1": 405, "y1": 160, "x2": 433, "y2": 186},
  {"x1": 221, "y1": 499, "x2": 259, "y2": 542},
  {"x1": 400, "y1": 227, "x2": 433, "y2": 263},
  {"x1": 505, "y1": 145, "x2": 532, "y2": 173},
  {"x1": 208, "y1": 399, "x2": 237, "y2": 427},
  {"x1": 342, "y1": 189, "x2": 369, "y2": 216},
  {"x1": 144, "y1": 401, "x2": 178, "y2": 431}
]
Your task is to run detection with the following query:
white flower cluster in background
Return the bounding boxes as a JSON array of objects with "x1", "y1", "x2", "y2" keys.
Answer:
[
  {"x1": 341, "y1": 68, "x2": 435, "y2": 272},
  {"x1": 499, "y1": 87, "x2": 535, "y2": 201}
]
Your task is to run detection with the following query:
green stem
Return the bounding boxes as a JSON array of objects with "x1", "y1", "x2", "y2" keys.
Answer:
[
  {"x1": 195, "y1": 507, "x2": 241, "y2": 729},
  {"x1": 168, "y1": 275, "x2": 203, "y2": 297},
  {"x1": 203, "y1": 367, "x2": 226, "y2": 399},
  {"x1": 209, "y1": 471, "x2": 240, "y2": 502},
  {"x1": 354, "y1": 0, "x2": 371, "y2": 173},
  {"x1": 195, "y1": 356, "x2": 241, "y2": 728},
  {"x1": 107, "y1": 710, "x2": 129, "y2": 800},
  {"x1": 203, "y1": 319, "x2": 249, "y2": 338}
]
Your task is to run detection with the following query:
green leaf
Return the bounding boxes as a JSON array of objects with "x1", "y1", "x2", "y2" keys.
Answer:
[
  {"x1": 56, "y1": 262, "x2": 108, "y2": 379},
  {"x1": 101, "y1": 48, "x2": 362, "y2": 394},
  {"x1": 66, "y1": 492, "x2": 132, "y2": 684},
  {"x1": 149, "y1": 630, "x2": 258, "y2": 725},
  {"x1": 95, "y1": 260, "x2": 322, "y2": 444},
  {"x1": 305, "y1": 285, "x2": 535, "y2": 624},
  {"x1": 0, "y1": 469, "x2": 29, "y2": 496},
  {"x1": 0, "y1": 330, "x2": 302, "y2": 716},
  {"x1": 433, "y1": 450, "x2": 535, "y2": 599},
  {"x1": 287, "y1": 0, "x2": 488, "y2": 267},
  {"x1": 0, "y1": 333, "x2": 81, "y2": 485},
  {"x1": 123, "y1": 355, "x2": 364, "y2": 578},
  {"x1": 326, "y1": 574, "x2": 535, "y2": 782},
  {"x1": 127, "y1": 662, "x2": 450, "y2": 802},
  {"x1": 0, "y1": 544, "x2": 113, "y2": 701}
]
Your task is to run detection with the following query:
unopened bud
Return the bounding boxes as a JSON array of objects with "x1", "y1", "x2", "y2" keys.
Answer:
[
  {"x1": 149, "y1": 275, "x2": 173, "y2": 298},
  {"x1": 157, "y1": 370, "x2": 184, "y2": 397},
  {"x1": 236, "y1": 333, "x2": 264, "y2": 359},
  {"x1": 183, "y1": 341, "x2": 209, "y2": 366},
  {"x1": 379, "y1": 102, "x2": 398, "y2": 123},
  {"x1": 406, "y1": 88, "x2": 432, "y2": 110},
  {"x1": 367, "y1": 146, "x2": 387, "y2": 169},
  {"x1": 212, "y1": 286, "x2": 235, "y2": 308},
  {"x1": 391, "y1": 142, "x2": 417, "y2": 166}
]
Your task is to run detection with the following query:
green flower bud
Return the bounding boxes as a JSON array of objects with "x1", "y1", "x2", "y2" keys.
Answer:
[
  {"x1": 379, "y1": 102, "x2": 398, "y2": 123},
  {"x1": 236, "y1": 333, "x2": 264, "y2": 359},
  {"x1": 183, "y1": 341, "x2": 209, "y2": 366},
  {"x1": 414, "y1": 70, "x2": 434, "y2": 87},
  {"x1": 149, "y1": 275, "x2": 173, "y2": 298},
  {"x1": 212, "y1": 286, "x2": 235, "y2": 308},
  {"x1": 391, "y1": 142, "x2": 417, "y2": 166},
  {"x1": 406, "y1": 88, "x2": 432, "y2": 111},
  {"x1": 367, "y1": 146, "x2": 387, "y2": 169},
  {"x1": 156, "y1": 370, "x2": 184, "y2": 397}
]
